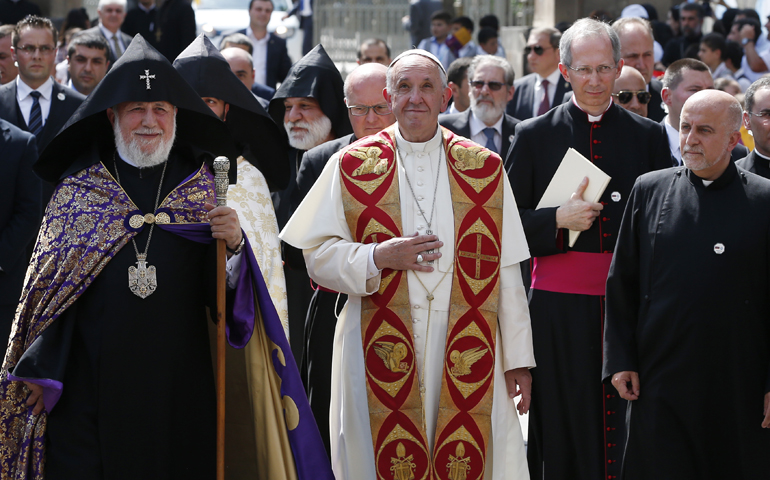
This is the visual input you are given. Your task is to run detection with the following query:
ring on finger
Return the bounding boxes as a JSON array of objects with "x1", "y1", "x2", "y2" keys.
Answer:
[{"x1": 417, "y1": 254, "x2": 424, "y2": 263}]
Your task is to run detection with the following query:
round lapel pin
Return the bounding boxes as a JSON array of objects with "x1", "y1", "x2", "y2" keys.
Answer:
[
  {"x1": 57, "y1": 93, "x2": 65, "y2": 101},
  {"x1": 714, "y1": 243, "x2": 725, "y2": 254},
  {"x1": 611, "y1": 191, "x2": 621, "y2": 202}
]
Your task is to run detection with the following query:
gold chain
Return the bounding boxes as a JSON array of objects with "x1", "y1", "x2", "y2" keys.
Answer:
[{"x1": 410, "y1": 268, "x2": 450, "y2": 432}]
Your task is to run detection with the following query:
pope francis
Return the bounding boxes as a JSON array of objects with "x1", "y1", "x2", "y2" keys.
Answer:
[{"x1": 280, "y1": 50, "x2": 535, "y2": 480}]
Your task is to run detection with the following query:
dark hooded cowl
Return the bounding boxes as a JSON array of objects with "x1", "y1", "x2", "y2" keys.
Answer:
[
  {"x1": 268, "y1": 44, "x2": 352, "y2": 139},
  {"x1": 173, "y1": 34, "x2": 289, "y2": 191},
  {"x1": 34, "y1": 34, "x2": 238, "y2": 184}
]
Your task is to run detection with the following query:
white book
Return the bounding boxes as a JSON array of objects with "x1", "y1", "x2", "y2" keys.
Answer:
[{"x1": 535, "y1": 148, "x2": 612, "y2": 247}]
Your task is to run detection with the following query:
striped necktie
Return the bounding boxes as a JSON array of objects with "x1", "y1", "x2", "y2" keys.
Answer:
[
  {"x1": 112, "y1": 35, "x2": 123, "y2": 58},
  {"x1": 28, "y1": 91, "x2": 43, "y2": 137}
]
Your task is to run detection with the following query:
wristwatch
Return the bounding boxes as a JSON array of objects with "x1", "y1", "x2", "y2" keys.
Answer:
[
  {"x1": 742, "y1": 37, "x2": 754, "y2": 46},
  {"x1": 226, "y1": 236, "x2": 246, "y2": 255}
]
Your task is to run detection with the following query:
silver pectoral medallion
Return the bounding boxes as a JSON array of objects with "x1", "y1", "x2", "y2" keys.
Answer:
[
  {"x1": 128, "y1": 253, "x2": 157, "y2": 299},
  {"x1": 425, "y1": 229, "x2": 435, "y2": 264}
]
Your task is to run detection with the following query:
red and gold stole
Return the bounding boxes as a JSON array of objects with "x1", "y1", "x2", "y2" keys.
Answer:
[{"x1": 339, "y1": 125, "x2": 504, "y2": 480}]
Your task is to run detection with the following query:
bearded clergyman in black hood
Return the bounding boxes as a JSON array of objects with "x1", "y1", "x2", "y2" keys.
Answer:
[
  {"x1": 0, "y1": 35, "x2": 256, "y2": 479},
  {"x1": 268, "y1": 44, "x2": 352, "y2": 358}
]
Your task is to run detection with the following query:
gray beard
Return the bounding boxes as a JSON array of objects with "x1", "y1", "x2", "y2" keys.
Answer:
[
  {"x1": 284, "y1": 115, "x2": 332, "y2": 151},
  {"x1": 113, "y1": 113, "x2": 177, "y2": 168},
  {"x1": 470, "y1": 96, "x2": 505, "y2": 126}
]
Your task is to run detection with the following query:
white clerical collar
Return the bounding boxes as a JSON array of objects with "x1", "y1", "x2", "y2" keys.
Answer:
[
  {"x1": 537, "y1": 68, "x2": 561, "y2": 88},
  {"x1": 571, "y1": 95, "x2": 612, "y2": 122},
  {"x1": 468, "y1": 108, "x2": 503, "y2": 137},
  {"x1": 16, "y1": 75, "x2": 53, "y2": 101},
  {"x1": 394, "y1": 123, "x2": 442, "y2": 153},
  {"x1": 138, "y1": 3, "x2": 155, "y2": 12},
  {"x1": 755, "y1": 149, "x2": 770, "y2": 161}
]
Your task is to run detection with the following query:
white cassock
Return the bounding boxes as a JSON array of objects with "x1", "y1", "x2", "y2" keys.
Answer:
[
  {"x1": 280, "y1": 125, "x2": 535, "y2": 480},
  {"x1": 228, "y1": 157, "x2": 289, "y2": 338}
]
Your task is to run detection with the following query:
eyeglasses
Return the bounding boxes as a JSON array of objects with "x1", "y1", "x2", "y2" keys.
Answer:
[
  {"x1": 16, "y1": 44, "x2": 55, "y2": 55},
  {"x1": 747, "y1": 110, "x2": 770, "y2": 119},
  {"x1": 469, "y1": 80, "x2": 507, "y2": 91},
  {"x1": 524, "y1": 45, "x2": 553, "y2": 55},
  {"x1": 347, "y1": 104, "x2": 391, "y2": 116},
  {"x1": 612, "y1": 90, "x2": 652, "y2": 105},
  {"x1": 566, "y1": 64, "x2": 617, "y2": 77}
]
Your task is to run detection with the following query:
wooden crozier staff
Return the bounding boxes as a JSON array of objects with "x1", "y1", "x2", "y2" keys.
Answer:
[{"x1": 213, "y1": 156, "x2": 230, "y2": 480}]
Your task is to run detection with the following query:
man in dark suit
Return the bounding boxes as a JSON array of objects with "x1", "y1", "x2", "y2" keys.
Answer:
[
  {"x1": 122, "y1": 0, "x2": 159, "y2": 49},
  {"x1": 612, "y1": 17, "x2": 666, "y2": 122},
  {"x1": 660, "y1": 58, "x2": 747, "y2": 164},
  {"x1": 81, "y1": 0, "x2": 133, "y2": 65},
  {"x1": 409, "y1": 0, "x2": 443, "y2": 47},
  {"x1": 507, "y1": 27, "x2": 571, "y2": 121},
  {"x1": 441, "y1": 55, "x2": 519, "y2": 156},
  {"x1": 234, "y1": 0, "x2": 293, "y2": 90},
  {"x1": 737, "y1": 76, "x2": 770, "y2": 175},
  {"x1": 156, "y1": 0, "x2": 196, "y2": 61},
  {"x1": 0, "y1": 119, "x2": 39, "y2": 360},
  {"x1": 292, "y1": 62, "x2": 394, "y2": 456},
  {"x1": 0, "y1": 16, "x2": 84, "y2": 201}
]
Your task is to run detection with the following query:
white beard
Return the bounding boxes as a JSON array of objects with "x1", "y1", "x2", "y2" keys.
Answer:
[
  {"x1": 284, "y1": 115, "x2": 332, "y2": 151},
  {"x1": 113, "y1": 112, "x2": 177, "y2": 168},
  {"x1": 470, "y1": 95, "x2": 505, "y2": 126}
]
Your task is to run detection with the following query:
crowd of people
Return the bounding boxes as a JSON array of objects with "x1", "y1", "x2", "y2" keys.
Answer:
[{"x1": 0, "y1": 0, "x2": 769, "y2": 479}]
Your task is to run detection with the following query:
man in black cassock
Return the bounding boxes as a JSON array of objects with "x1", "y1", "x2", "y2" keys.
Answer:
[
  {"x1": 0, "y1": 36, "x2": 248, "y2": 479},
  {"x1": 506, "y1": 18, "x2": 672, "y2": 480},
  {"x1": 737, "y1": 76, "x2": 770, "y2": 176},
  {"x1": 604, "y1": 89, "x2": 770, "y2": 479},
  {"x1": 268, "y1": 44, "x2": 352, "y2": 359}
]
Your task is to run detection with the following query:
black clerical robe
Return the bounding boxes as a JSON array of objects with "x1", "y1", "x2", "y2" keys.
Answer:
[
  {"x1": 736, "y1": 150, "x2": 770, "y2": 179},
  {"x1": 506, "y1": 100, "x2": 672, "y2": 480},
  {"x1": 603, "y1": 162, "x2": 770, "y2": 479},
  {"x1": 33, "y1": 147, "x2": 220, "y2": 479}
]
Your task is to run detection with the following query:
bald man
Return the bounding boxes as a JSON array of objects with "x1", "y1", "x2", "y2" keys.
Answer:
[
  {"x1": 604, "y1": 89, "x2": 770, "y2": 479},
  {"x1": 292, "y1": 62, "x2": 395, "y2": 456},
  {"x1": 221, "y1": 46, "x2": 275, "y2": 104},
  {"x1": 612, "y1": 66, "x2": 650, "y2": 117}
]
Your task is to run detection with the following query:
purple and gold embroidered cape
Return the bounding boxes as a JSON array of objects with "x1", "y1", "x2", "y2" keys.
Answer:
[{"x1": 0, "y1": 161, "x2": 331, "y2": 479}]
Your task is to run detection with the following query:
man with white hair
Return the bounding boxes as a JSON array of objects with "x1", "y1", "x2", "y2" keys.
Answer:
[
  {"x1": 268, "y1": 44, "x2": 352, "y2": 357},
  {"x1": 605, "y1": 89, "x2": 770, "y2": 478},
  {"x1": 0, "y1": 36, "x2": 255, "y2": 479},
  {"x1": 281, "y1": 49, "x2": 534, "y2": 480},
  {"x1": 81, "y1": 0, "x2": 132, "y2": 64},
  {"x1": 506, "y1": 17, "x2": 671, "y2": 480},
  {"x1": 440, "y1": 55, "x2": 520, "y2": 156}
]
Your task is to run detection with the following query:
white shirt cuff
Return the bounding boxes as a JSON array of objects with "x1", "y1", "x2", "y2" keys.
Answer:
[
  {"x1": 226, "y1": 251, "x2": 243, "y2": 289},
  {"x1": 366, "y1": 243, "x2": 381, "y2": 279}
]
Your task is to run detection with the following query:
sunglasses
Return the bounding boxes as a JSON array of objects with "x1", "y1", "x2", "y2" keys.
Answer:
[
  {"x1": 524, "y1": 45, "x2": 553, "y2": 55},
  {"x1": 612, "y1": 90, "x2": 651, "y2": 105},
  {"x1": 469, "y1": 80, "x2": 506, "y2": 91}
]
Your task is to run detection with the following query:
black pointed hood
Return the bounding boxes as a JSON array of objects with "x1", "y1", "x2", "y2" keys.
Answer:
[
  {"x1": 173, "y1": 34, "x2": 288, "y2": 190},
  {"x1": 268, "y1": 44, "x2": 352, "y2": 141},
  {"x1": 34, "y1": 34, "x2": 238, "y2": 184}
]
